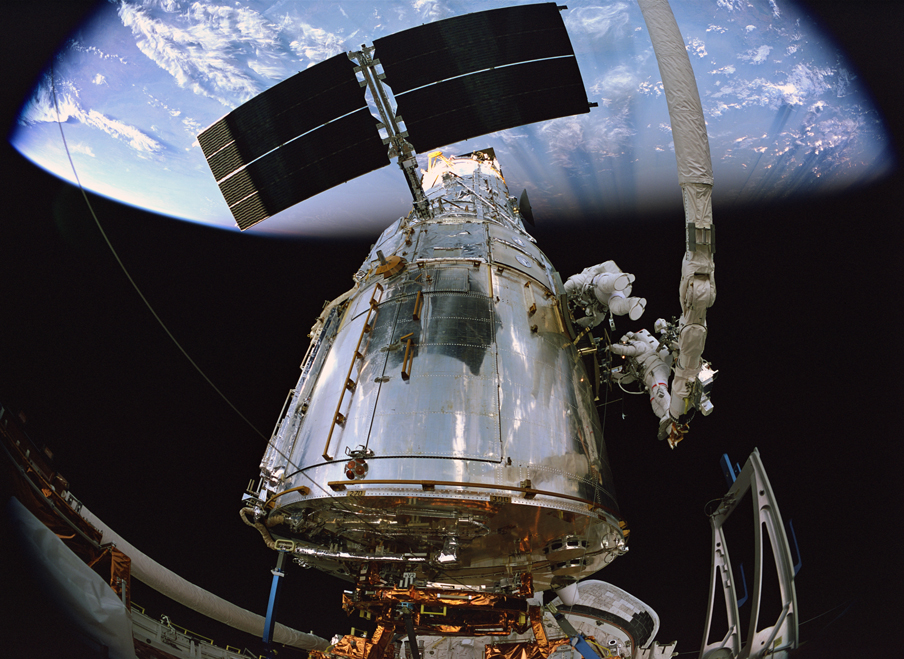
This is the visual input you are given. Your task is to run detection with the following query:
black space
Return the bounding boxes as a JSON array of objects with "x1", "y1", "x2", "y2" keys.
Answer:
[{"x1": 2, "y1": 1, "x2": 902, "y2": 658}]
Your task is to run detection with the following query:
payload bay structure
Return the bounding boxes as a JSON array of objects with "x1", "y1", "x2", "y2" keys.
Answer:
[{"x1": 196, "y1": 3, "x2": 797, "y2": 659}]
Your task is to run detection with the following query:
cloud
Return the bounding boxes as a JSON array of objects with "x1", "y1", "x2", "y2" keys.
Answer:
[
  {"x1": 411, "y1": 0, "x2": 455, "y2": 23},
  {"x1": 539, "y1": 107, "x2": 636, "y2": 169},
  {"x1": 247, "y1": 58, "x2": 287, "y2": 79},
  {"x1": 565, "y1": 4, "x2": 631, "y2": 37},
  {"x1": 767, "y1": 62, "x2": 834, "y2": 105},
  {"x1": 117, "y1": 1, "x2": 265, "y2": 106},
  {"x1": 687, "y1": 37, "x2": 707, "y2": 58},
  {"x1": 182, "y1": 116, "x2": 203, "y2": 136},
  {"x1": 73, "y1": 43, "x2": 130, "y2": 66},
  {"x1": 115, "y1": 0, "x2": 347, "y2": 107},
  {"x1": 590, "y1": 65, "x2": 639, "y2": 100},
  {"x1": 833, "y1": 67, "x2": 855, "y2": 98},
  {"x1": 707, "y1": 62, "x2": 837, "y2": 117},
  {"x1": 18, "y1": 74, "x2": 163, "y2": 154},
  {"x1": 709, "y1": 65, "x2": 737, "y2": 77},
  {"x1": 287, "y1": 21, "x2": 344, "y2": 62},
  {"x1": 638, "y1": 79, "x2": 664, "y2": 98},
  {"x1": 69, "y1": 143, "x2": 96, "y2": 158},
  {"x1": 738, "y1": 45, "x2": 773, "y2": 65},
  {"x1": 805, "y1": 115, "x2": 862, "y2": 153},
  {"x1": 716, "y1": 0, "x2": 745, "y2": 11}
]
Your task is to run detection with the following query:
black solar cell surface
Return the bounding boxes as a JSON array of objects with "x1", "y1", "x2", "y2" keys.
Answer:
[
  {"x1": 197, "y1": 4, "x2": 591, "y2": 231},
  {"x1": 395, "y1": 57, "x2": 589, "y2": 154},
  {"x1": 374, "y1": 3, "x2": 573, "y2": 94},
  {"x1": 217, "y1": 109, "x2": 387, "y2": 230},
  {"x1": 198, "y1": 53, "x2": 366, "y2": 180}
]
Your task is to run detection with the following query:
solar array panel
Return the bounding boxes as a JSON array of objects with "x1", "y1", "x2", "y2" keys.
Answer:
[
  {"x1": 197, "y1": 3, "x2": 591, "y2": 230},
  {"x1": 218, "y1": 109, "x2": 387, "y2": 230},
  {"x1": 395, "y1": 57, "x2": 588, "y2": 154},
  {"x1": 373, "y1": 3, "x2": 575, "y2": 94},
  {"x1": 198, "y1": 53, "x2": 364, "y2": 170}
]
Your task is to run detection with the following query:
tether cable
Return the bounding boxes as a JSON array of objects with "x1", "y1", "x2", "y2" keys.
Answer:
[
  {"x1": 49, "y1": 63, "x2": 267, "y2": 442},
  {"x1": 48, "y1": 65, "x2": 420, "y2": 546}
]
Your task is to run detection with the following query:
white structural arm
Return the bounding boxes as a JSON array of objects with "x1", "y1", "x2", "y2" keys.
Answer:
[
  {"x1": 700, "y1": 450, "x2": 799, "y2": 659},
  {"x1": 638, "y1": 0, "x2": 716, "y2": 422},
  {"x1": 78, "y1": 505, "x2": 331, "y2": 652}
]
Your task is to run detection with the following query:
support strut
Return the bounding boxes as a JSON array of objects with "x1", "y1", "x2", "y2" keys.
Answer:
[{"x1": 263, "y1": 551, "x2": 287, "y2": 656}]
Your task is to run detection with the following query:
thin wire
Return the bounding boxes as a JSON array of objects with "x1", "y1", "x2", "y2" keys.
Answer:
[
  {"x1": 49, "y1": 63, "x2": 267, "y2": 441},
  {"x1": 794, "y1": 600, "x2": 856, "y2": 649},
  {"x1": 47, "y1": 61, "x2": 470, "y2": 602},
  {"x1": 799, "y1": 599, "x2": 856, "y2": 626},
  {"x1": 48, "y1": 64, "x2": 321, "y2": 516},
  {"x1": 48, "y1": 64, "x2": 387, "y2": 558}
]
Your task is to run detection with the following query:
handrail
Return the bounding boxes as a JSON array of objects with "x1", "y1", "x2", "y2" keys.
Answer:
[
  {"x1": 400, "y1": 333, "x2": 415, "y2": 380},
  {"x1": 323, "y1": 283, "x2": 384, "y2": 460}
]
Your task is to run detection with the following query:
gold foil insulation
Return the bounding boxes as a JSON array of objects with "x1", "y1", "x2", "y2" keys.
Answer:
[{"x1": 313, "y1": 573, "x2": 577, "y2": 659}]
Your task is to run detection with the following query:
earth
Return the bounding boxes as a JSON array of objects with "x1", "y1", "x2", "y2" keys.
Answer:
[{"x1": 9, "y1": 0, "x2": 894, "y2": 236}]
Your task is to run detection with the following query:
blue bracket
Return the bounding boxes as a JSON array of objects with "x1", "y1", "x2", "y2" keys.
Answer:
[
  {"x1": 550, "y1": 609, "x2": 599, "y2": 659},
  {"x1": 571, "y1": 634, "x2": 599, "y2": 659},
  {"x1": 720, "y1": 453, "x2": 742, "y2": 488},
  {"x1": 787, "y1": 519, "x2": 802, "y2": 576},
  {"x1": 263, "y1": 551, "x2": 287, "y2": 654}
]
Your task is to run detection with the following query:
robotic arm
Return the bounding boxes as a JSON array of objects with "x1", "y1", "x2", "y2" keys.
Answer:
[
  {"x1": 564, "y1": 0, "x2": 720, "y2": 448},
  {"x1": 671, "y1": 245, "x2": 715, "y2": 421},
  {"x1": 564, "y1": 256, "x2": 717, "y2": 448}
]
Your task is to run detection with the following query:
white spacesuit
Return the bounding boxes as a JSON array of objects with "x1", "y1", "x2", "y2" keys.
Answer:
[
  {"x1": 563, "y1": 261, "x2": 646, "y2": 328},
  {"x1": 609, "y1": 329, "x2": 672, "y2": 422}
]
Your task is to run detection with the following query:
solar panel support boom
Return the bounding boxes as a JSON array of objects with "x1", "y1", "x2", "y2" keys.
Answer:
[{"x1": 348, "y1": 47, "x2": 432, "y2": 222}]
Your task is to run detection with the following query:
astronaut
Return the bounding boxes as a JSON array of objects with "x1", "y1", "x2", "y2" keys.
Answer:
[
  {"x1": 567, "y1": 258, "x2": 715, "y2": 447},
  {"x1": 564, "y1": 261, "x2": 646, "y2": 329},
  {"x1": 609, "y1": 328, "x2": 672, "y2": 425}
]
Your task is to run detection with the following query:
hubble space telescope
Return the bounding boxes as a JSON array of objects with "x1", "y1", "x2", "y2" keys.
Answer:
[{"x1": 196, "y1": 2, "x2": 795, "y2": 659}]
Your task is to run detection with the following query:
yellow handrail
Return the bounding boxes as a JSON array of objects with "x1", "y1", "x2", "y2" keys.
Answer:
[{"x1": 323, "y1": 283, "x2": 384, "y2": 460}]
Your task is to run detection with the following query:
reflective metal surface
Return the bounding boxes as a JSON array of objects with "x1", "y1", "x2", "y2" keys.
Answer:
[{"x1": 252, "y1": 152, "x2": 624, "y2": 591}]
